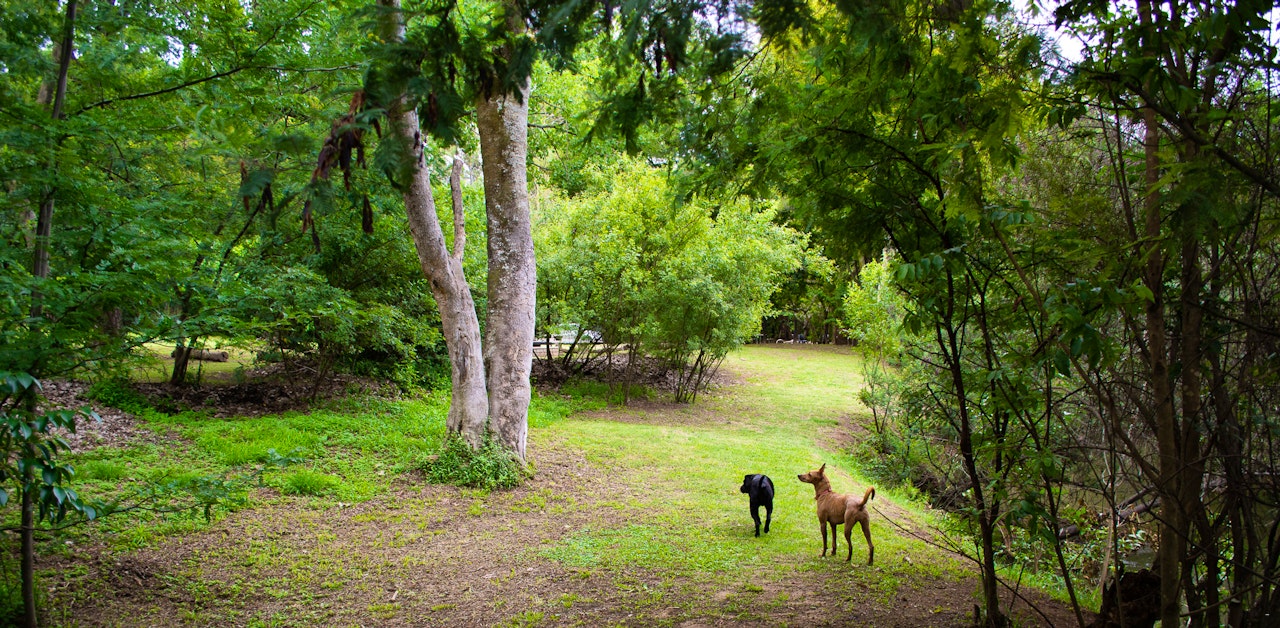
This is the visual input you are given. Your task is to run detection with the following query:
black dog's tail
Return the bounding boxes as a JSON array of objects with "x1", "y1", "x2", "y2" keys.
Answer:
[{"x1": 862, "y1": 487, "x2": 876, "y2": 504}]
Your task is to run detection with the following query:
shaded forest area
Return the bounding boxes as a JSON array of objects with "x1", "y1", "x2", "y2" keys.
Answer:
[{"x1": 3, "y1": 0, "x2": 1280, "y2": 626}]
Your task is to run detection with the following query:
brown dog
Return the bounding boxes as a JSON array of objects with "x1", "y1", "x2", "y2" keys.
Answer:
[{"x1": 797, "y1": 463, "x2": 875, "y2": 565}]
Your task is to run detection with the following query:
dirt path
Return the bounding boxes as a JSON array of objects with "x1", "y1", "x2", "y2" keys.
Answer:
[{"x1": 45, "y1": 346, "x2": 1088, "y2": 627}]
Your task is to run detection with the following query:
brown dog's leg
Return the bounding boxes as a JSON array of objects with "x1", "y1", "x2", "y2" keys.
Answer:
[
  {"x1": 844, "y1": 521, "x2": 854, "y2": 561},
  {"x1": 859, "y1": 517, "x2": 874, "y2": 566},
  {"x1": 829, "y1": 522, "x2": 839, "y2": 557},
  {"x1": 820, "y1": 521, "x2": 829, "y2": 556}
]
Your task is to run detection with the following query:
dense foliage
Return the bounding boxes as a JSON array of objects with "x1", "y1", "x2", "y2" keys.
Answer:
[
  {"x1": 0, "y1": 0, "x2": 463, "y2": 393},
  {"x1": 536, "y1": 159, "x2": 803, "y2": 401},
  {"x1": 2, "y1": 0, "x2": 1278, "y2": 625}
]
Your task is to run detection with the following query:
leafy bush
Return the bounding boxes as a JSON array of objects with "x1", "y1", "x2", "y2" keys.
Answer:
[
  {"x1": 85, "y1": 378, "x2": 151, "y2": 415},
  {"x1": 536, "y1": 160, "x2": 805, "y2": 401},
  {"x1": 221, "y1": 264, "x2": 449, "y2": 392},
  {"x1": 422, "y1": 433, "x2": 527, "y2": 491}
]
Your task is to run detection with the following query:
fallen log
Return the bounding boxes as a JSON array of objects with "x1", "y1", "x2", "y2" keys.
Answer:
[{"x1": 171, "y1": 348, "x2": 230, "y2": 362}]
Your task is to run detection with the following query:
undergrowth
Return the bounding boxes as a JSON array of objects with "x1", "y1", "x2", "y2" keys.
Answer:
[{"x1": 421, "y1": 433, "x2": 529, "y2": 490}]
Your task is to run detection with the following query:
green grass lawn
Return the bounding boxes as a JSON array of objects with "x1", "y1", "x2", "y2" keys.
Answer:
[
  {"x1": 535, "y1": 344, "x2": 961, "y2": 597},
  {"x1": 41, "y1": 344, "x2": 1086, "y2": 626}
]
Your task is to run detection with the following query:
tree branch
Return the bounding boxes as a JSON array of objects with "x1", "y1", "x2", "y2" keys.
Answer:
[{"x1": 450, "y1": 151, "x2": 466, "y2": 262}]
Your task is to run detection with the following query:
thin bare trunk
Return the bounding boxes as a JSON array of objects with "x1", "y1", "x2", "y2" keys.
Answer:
[
  {"x1": 377, "y1": 0, "x2": 488, "y2": 446},
  {"x1": 1177, "y1": 150, "x2": 1209, "y2": 628},
  {"x1": 940, "y1": 267, "x2": 1004, "y2": 628},
  {"x1": 20, "y1": 456, "x2": 35, "y2": 628},
  {"x1": 450, "y1": 152, "x2": 466, "y2": 262}
]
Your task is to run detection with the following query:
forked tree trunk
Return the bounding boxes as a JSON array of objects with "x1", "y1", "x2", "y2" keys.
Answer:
[
  {"x1": 377, "y1": 0, "x2": 488, "y2": 447},
  {"x1": 476, "y1": 1, "x2": 535, "y2": 462}
]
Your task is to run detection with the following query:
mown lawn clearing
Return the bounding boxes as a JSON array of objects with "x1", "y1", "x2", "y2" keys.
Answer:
[{"x1": 41, "y1": 345, "x2": 1085, "y2": 626}]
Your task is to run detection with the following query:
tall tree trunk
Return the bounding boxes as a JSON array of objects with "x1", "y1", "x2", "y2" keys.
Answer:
[
  {"x1": 377, "y1": 0, "x2": 489, "y2": 446},
  {"x1": 31, "y1": 0, "x2": 76, "y2": 322},
  {"x1": 477, "y1": 2, "x2": 535, "y2": 462},
  {"x1": 170, "y1": 335, "x2": 197, "y2": 386},
  {"x1": 24, "y1": 3, "x2": 77, "y2": 625},
  {"x1": 1138, "y1": 3, "x2": 1180, "y2": 622},
  {"x1": 1177, "y1": 161, "x2": 1209, "y2": 627}
]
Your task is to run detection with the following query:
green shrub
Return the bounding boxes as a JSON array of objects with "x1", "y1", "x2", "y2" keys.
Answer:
[
  {"x1": 280, "y1": 470, "x2": 339, "y2": 496},
  {"x1": 85, "y1": 378, "x2": 150, "y2": 414},
  {"x1": 422, "y1": 433, "x2": 527, "y2": 491}
]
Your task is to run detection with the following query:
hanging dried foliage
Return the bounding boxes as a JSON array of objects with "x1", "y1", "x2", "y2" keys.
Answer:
[{"x1": 302, "y1": 91, "x2": 375, "y2": 252}]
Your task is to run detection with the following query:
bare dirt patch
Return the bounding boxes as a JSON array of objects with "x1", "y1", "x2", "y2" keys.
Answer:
[
  {"x1": 35, "y1": 380, "x2": 167, "y2": 452},
  {"x1": 136, "y1": 365, "x2": 397, "y2": 419}
]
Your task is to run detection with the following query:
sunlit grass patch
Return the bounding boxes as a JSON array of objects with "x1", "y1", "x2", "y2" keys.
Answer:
[
  {"x1": 155, "y1": 395, "x2": 455, "y2": 499},
  {"x1": 722, "y1": 345, "x2": 867, "y2": 423},
  {"x1": 528, "y1": 390, "x2": 588, "y2": 427},
  {"x1": 128, "y1": 341, "x2": 257, "y2": 384},
  {"x1": 279, "y1": 469, "x2": 339, "y2": 496},
  {"x1": 536, "y1": 343, "x2": 968, "y2": 606},
  {"x1": 76, "y1": 459, "x2": 128, "y2": 481},
  {"x1": 195, "y1": 420, "x2": 323, "y2": 466}
]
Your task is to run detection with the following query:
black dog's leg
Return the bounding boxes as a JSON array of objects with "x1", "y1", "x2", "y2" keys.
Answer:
[
  {"x1": 751, "y1": 502, "x2": 762, "y2": 537},
  {"x1": 763, "y1": 501, "x2": 772, "y2": 534}
]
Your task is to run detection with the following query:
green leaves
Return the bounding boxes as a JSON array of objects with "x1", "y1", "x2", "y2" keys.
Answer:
[
  {"x1": 536, "y1": 158, "x2": 803, "y2": 397},
  {"x1": 0, "y1": 372, "x2": 106, "y2": 525},
  {"x1": 0, "y1": 372, "x2": 39, "y2": 394},
  {"x1": 845, "y1": 254, "x2": 910, "y2": 358}
]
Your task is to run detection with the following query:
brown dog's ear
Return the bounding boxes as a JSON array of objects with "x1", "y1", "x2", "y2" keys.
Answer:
[{"x1": 819, "y1": 463, "x2": 826, "y2": 473}]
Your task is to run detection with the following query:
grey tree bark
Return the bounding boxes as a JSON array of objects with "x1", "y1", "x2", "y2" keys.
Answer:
[
  {"x1": 429, "y1": 0, "x2": 534, "y2": 462},
  {"x1": 377, "y1": 0, "x2": 489, "y2": 447},
  {"x1": 477, "y1": 74, "x2": 535, "y2": 462}
]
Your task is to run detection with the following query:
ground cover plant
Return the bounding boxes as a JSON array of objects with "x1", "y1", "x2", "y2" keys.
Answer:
[{"x1": 25, "y1": 345, "x2": 1087, "y2": 626}]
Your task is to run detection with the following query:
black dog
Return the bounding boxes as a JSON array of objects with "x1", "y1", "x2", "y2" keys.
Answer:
[{"x1": 740, "y1": 474, "x2": 774, "y2": 537}]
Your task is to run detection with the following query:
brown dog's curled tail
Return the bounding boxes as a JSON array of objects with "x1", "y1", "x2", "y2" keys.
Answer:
[{"x1": 863, "y1": 487, "x2": 876, "y2": 505}]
